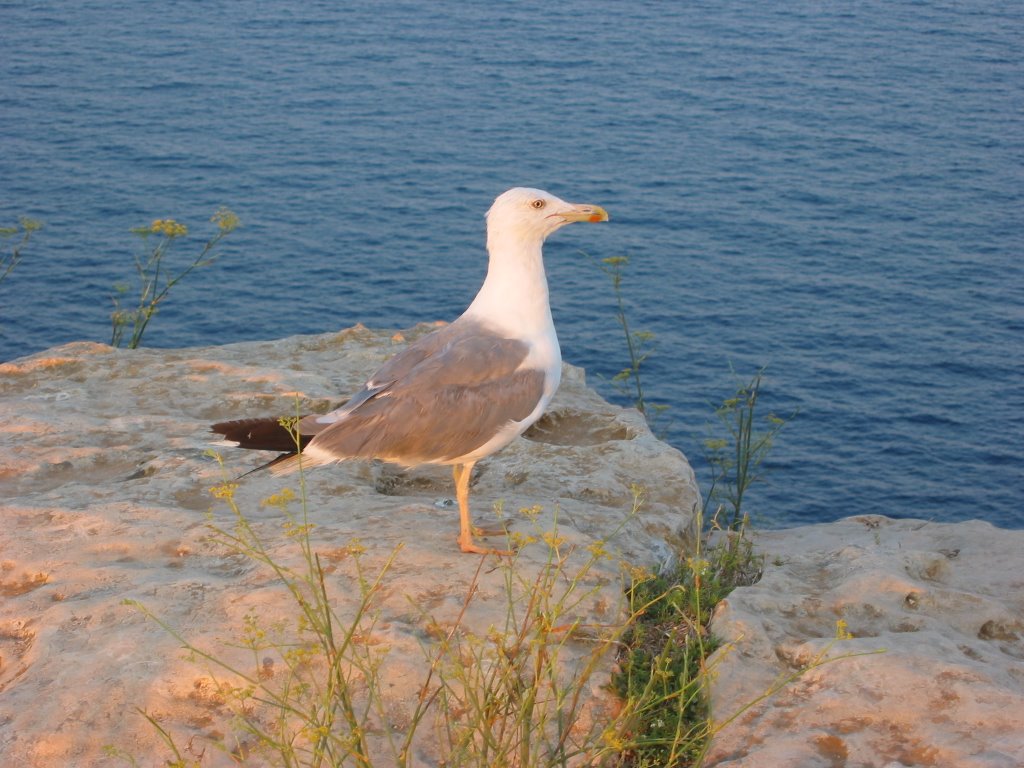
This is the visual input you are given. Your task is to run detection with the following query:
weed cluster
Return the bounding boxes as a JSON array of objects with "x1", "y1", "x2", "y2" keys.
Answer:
[
  {"x1": 115, "y1": 474, "x2": 662, "y2": 766},
  {"x1": 610, "y1": 507, "x2": 763, "y2": 767},
  {"x1": 702, "y1": 368, "x2": 796, "y2": 531},
  {"x1": 1, "y1": 209, "x2": 237, "y2": 348},
  {"x1": 115, "y1": 482, "x2": 811, "y2": 767},
  {"x1": 112, "y1": 208, "x2": 239, "y2": 348},
  {"x1": 598, "y1": 255, "x2": 669, "y2": 432},
  {"x1": 0, "y1": 217, "x2": 43, "y2": 287},
  {"x1": 114, "y1": 369, "x2": 802, "y2": 767},
  {"x1": 109, "y1": 248, "x2": 827, "y2": 766}
]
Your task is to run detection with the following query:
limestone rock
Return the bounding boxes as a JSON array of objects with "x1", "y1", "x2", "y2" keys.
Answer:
[
  {"x1": 706, "y1": 515, "x2": 1024, "y2": 768},
  {"x1": 0, "y1": 327, "x2": 699, "y2": 767}
]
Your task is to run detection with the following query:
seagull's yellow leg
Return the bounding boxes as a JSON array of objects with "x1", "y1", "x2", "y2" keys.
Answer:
[{"x1": 453, "y1": 462, "x2": 512, "y2": 556}]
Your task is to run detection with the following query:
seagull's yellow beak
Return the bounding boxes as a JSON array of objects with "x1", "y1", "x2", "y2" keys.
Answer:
[{"x1": 558, "y1": 203, "x2": 610, "y2": 224}]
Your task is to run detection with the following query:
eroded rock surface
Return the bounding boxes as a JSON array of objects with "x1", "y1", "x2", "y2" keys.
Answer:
[
  {"x1": 0, "y1": 327, "x2": 699, "y2": 766},
  {"x1": 6, "y1": 329, "x2": 1020, "y2": 767},
  {"x1": 706, "y1": 515, "x2": 1024, "y2": 768}
]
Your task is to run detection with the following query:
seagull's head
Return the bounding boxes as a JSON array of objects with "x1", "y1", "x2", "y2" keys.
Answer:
[{"x1": 486, "y1": 187, "x2": 609, "y2": 252}]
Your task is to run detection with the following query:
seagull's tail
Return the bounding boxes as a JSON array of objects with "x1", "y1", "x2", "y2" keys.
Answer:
[
  {"x1": 210, "y1": 417, "x2": 308, "y2": 477},
  {"x1": 265, "y1": 453, "x2": 325, "y2": 476},
  {"x1": 211, "y1": 417, "x2": 309, "y2": 453},
  {"x1": 265, "y1": 453, "x2": 301, "y2": 476},
  {"x1": 211, "y1": 417, "x2": 336, "y2": 478}
]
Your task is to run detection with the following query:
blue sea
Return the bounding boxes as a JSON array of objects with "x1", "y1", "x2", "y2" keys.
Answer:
[{"x1": 2, "y1": 1, "x2": 1021, "y2": 528}]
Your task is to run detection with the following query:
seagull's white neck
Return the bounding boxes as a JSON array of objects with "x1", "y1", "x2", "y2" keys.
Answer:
[{"x1": 464, "y1": 233, "x2": 555, "y2": 341}]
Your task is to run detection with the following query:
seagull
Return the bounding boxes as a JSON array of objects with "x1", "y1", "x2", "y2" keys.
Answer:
[{"x1": 212, "y1": 187, "x2": 609, "y2": 554}]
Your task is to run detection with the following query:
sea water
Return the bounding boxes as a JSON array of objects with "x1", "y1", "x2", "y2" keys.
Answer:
[{"x1": 2, "y1": 0, "x2": 1021, "y2": 528}]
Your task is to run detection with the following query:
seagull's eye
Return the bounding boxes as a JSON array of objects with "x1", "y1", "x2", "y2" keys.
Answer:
[{"x1": 531, "y1": 199, "x2": 546, "y2": 210}]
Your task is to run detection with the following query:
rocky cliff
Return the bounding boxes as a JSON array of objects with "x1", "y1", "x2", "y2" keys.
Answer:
[
  {"x1": 0, "y1": 327, "x2": 699, "y2": 766},
  {"x1": 2, "y1": 329, "x2": 1021, "y2": 766}
]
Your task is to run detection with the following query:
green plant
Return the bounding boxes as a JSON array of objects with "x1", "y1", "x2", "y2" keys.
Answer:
[
  {"x1": 118, "y1": 471, "x2": 719, "y2": 766},
  {"x1": 611, "y1": 506, "x2": 762, "y2": 768},
  {"x1": 0, "y1": 217, "x2": 43, "y2": 286},
  {"x1": 423, "y1": 515, "x2": 626, "y2": 766},
  {"x1": 116, "y1": 376, "x2": 810, "y2": 768},
  {"x1": 111, "y1": 207, "x2": 239, "y2": 348},
  {"x1": 702, "y1": 368, "x2": 796, "y2": 531},
  {"x1": 609, "y1": 367, "x2": 797, "y2": 766},
  {"x1": 598, "y1": 255, "x2": 668, "y2": 428},
  {"x1": 126, "y1": 476, "x2": 407, "y2": 765}
]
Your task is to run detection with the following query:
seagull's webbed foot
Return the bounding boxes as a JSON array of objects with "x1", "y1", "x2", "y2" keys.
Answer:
[{"x1": 458, "y1": 533, "x2": 514, "y2": 557}]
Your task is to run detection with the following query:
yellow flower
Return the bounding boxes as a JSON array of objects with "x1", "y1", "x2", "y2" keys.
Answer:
[
  {"x1": 835, "y1": 618, "x2": 853, "y2": 640},
  {"x1": 542, "y1": 531, "x2": 566, "y2": 550},
  {"x1": 150, "y1": 218, "x2": 188, "y2": 238},
  {"x1": 347, "y1": 538, "x2": 367, "y2": 556},
  {"x1": 211, "y1": 207, "x2": 239, "y2": 233},
  {"x1": 509, "y1": 531, "x2": 537, "y2": 549},
  {"x1": 623, "y1": 562, "x2": 652, "y2": 583},
  {"x1": 519, "y1": 504, "x2": 543, "y2": 521},
  {"x1": 210, "y1": 481, "x2": 238, "y2": 500},
  {"x1": 601, "y1": 727, "x2": 627, "y2": 751},
  {"x1": 586, "y1": 539, "x2": 610, "y2": 561},
  {"x1": 261, "y1": 487, "x2": 296, "y2": 511}
]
